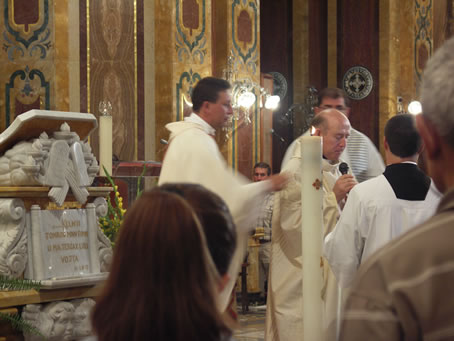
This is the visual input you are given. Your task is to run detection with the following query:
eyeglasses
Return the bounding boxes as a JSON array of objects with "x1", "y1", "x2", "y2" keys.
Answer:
[{"x1": 319, "y1": 105, "x2": 348, "y2": 112}]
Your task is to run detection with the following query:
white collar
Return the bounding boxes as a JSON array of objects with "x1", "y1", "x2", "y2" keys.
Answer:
[{"x1": 185, "y1": 113, "x2": 216, "y2": 136}]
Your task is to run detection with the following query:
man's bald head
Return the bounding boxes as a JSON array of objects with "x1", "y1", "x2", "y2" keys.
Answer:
[
  {"x1": 311, "y1": 109, "x2": 351, "y2": 162},
  {"x1": 312, "y1": 109, "x2": 350, "y2": 133}
]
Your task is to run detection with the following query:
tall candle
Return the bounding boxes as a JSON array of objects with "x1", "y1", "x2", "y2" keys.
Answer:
[
  {"x1": 99, "y1": 114, "x2": 112, "y2": 176},
  {"x1": 301, "y1": 135, "x2": 323, "y2": 340}
]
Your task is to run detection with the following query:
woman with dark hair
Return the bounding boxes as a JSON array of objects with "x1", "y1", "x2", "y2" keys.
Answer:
[{"x1": 89, "y1": 184, "x2": 237, "y2": 341}]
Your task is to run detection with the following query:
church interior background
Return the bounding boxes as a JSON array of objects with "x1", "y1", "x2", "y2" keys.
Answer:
[
  {"x1": 0, "y1": 0, "x2": 452, "y2": 339},
  {"x1": 1, "y1": 0, "x2": 452, "y2": 175}
]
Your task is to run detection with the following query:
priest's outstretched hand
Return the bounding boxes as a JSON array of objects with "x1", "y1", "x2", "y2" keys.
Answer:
[
  {"x1": 333, "y1": 174, "x2": 357, "y2": 203},
  {"x1": 268, "y1": 172, "x2": 290, "y2": 191}
]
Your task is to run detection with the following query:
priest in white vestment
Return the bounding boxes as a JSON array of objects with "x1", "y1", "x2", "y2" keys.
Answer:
[
  {"x1": 158, "y1": 77, "x2": 287, "y2": 312},
  {"x1": 282, "y1": 88, "x2": 384, "y2": 182},
  {"x1": 265, "y1": 109, "x2": 357, "y2": 341},
  {"x1": 324, "y1": 114, "x2": 442, "y2": 289}
]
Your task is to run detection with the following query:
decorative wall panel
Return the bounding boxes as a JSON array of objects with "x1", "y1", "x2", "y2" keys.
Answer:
[
  {"x1": 0, "y1": 0, "x2": 54, "y2": 130},
  {"x1": 175, "y1": 0, "x2": 208, "y2": 122},
  {"x1": 230, "y1": 0, "x2": 260, "y2": 176},
  {"x1": 415, "y1": 0, "x2": 433, "y2": 81},
  {"x1": 153, "y1": 0, "x2": 212, "y2": 161},
  {"x1": 80, "y1": 0, "x2": 144, "y2": 162},
  {"x1": 338, "y1": 0, "x2": 379, "y2": 145}
]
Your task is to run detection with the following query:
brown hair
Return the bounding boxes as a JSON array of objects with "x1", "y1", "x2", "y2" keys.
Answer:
[
  {"x1": 253, "y1": 162, "x2": 271, "y2": 176},
  {"x1": 92, "y1": 185, "x2": 235, "y2": 341},
  {"x1": 318, "y1": 87, "x2": 350, "y2": 107},
  {"x1": 191, "y1": 77, "x2": 231, "y2": 112}
]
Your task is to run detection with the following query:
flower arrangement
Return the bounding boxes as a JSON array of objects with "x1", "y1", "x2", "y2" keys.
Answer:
[{"x1": 99, "y1": 165, "x2": 146, "y2": 247}]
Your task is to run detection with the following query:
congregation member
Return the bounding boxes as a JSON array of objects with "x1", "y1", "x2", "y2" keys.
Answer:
[
  {"x1": 89, "y1": 184, "x2": 237, "y2": 341},
  {"x1": 266, "y1": 109, "x2": 356, "y2": 341},
  {"x1": 324, "y1": 114, "x2": 441, "y2": 288},
  {"x1": 282, "y1": 87, "x2": 384, "y2": 182},
  {"x1": 340, "y1": 36, "x2": 454, "y2": 340},
  {"x1": 252, "y1": 162, "x2": 273, "y2": 301},
  {"x1": 158, "y1": 77, "x2": 287, "y2": 311}
]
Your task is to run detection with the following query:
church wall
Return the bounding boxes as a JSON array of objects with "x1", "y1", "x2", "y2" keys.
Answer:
[
  {"x1": 213, "y1": 0, "x2": 261, "y2": 177},
  {"x1": 0, "y1": 0, "x2": 57, "y2": 131},
  {"x1": 154, "y1": 0, "x2": 213, "y2": 161},
  {"x1": 261, "y1": 0, "x2": 295, "y2": 172},
  {"x1": 338, "y1": 0, "x2": 380, "y2": 146},
  {"x1": 1, "y1": 1, "x2": 450, "y2": 172},
  {"x1": 0, "y1": 0, "x2": 262, "y2": 176}
]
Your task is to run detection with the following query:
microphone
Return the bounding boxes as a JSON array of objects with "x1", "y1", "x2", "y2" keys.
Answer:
[
  {"x1": 270, "y1": 129, "x2": 286, "y2": 143},
  {"x1": 160, "y1": 139, "x2": 169, "y2": 145},
  {"x1": 339, "y1": 162, "x2": 349, "y2": 175}
]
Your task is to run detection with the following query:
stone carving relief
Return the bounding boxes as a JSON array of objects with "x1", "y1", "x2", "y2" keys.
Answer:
[
  {"x1": 94, "y1": 197, "x2": 113, "y2": 272},
  {"x1": 0, "y1": 199, "x2": 27, "y2": 278},
  {"x1": 22, "y1": 301, "x2": 75, "y2": 341},
  {"x1": 72, "y1": 298, "x2": 96, "y2": 340},
  {"x1": 0, "y1": 123, "x2": 99, "y2": 206},
  {"x1": 22, "y1": 298, "x2": 96, "y2": 341}
]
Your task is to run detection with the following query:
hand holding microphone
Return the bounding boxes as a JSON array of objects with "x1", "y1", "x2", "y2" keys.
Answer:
[
  {"x1": 339, "y1": 162, "x2": 349, "y2": 175},
  {"x1": 333, "y1": 162, "x2": 357, "y2": 203}
]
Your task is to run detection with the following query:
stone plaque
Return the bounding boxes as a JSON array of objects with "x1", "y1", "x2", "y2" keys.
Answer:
[
  {"x1": 26, "y1": 203, "x2": 104, "y2": 286},
  {"x1": 40, "y1": 209, "x2": 90, "y2": 279}
]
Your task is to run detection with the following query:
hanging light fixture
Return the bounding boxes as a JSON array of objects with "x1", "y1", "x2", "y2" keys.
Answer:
[
  {"x1": 223, "y1": 51, "x2": 280, "y2": 125},
  {"x1": 407, "y1": 100, "x2": 422, "y2": 115}
]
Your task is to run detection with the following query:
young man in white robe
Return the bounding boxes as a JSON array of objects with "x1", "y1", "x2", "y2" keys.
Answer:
[
  {"x1": 265, "y1": 109, "x2": 357, "y2": 341},
  {"x1": 324, "y1": 114, "x2": 441, "y2": 289},
  {"x1": 158, "y1": 77, "x2": 287, "y2": 312}
]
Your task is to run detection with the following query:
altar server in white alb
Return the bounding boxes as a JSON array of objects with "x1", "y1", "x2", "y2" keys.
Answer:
[
  {"x1": 282, "y1": 88, "x2": 385, "y2": 182},
  {"x1": 266, "y1": 109, "x2": 357, "y2": 341},
  {"x1": 324, "y1": 113, "x2": 442, "y2": 289},
  {"x1": 158, "y1": 77, "x2": 287, "y2": 312}
]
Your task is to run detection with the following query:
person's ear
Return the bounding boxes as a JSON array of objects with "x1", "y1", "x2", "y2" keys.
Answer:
[
  {"x1": 312, "y1": 128, "x2": 322, "y2": 137},
  {"x1": 383, "y1": 136, "x2": 389, "y2": 151},
  {"x1": 201, "y1": 101, "x2": 211, "y2": 112},
  {"x1": 416, "y1": 114, "x2": 441, "y2": 159}
]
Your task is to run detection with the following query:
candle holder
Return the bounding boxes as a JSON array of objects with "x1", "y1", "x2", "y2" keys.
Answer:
[{"x1": 99, "y1": 100, "x2": 112, "y2": 116}]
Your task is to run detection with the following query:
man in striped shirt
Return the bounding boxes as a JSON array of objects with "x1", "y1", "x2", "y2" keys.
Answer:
[
  {"x1": 339, "y1": 36, "x2": 454, "y2": 340},
  {"x1": 282, "y1": 88, "x2": 385, "y2": 182}
]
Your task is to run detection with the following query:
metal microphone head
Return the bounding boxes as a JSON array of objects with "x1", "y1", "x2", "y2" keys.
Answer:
[{"x1": 339, "y1": 162, "x2": 349, "y2": 175}]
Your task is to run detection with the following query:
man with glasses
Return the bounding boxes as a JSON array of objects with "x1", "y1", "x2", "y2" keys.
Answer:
[
  {"x1": 159, "y1": 77, "x2": 287, "y2": 315},
  {"x1": 282, "y1": 88, "x2": 385, "y2": 182}
]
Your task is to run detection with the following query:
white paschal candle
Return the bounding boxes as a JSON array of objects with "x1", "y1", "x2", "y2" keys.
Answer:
[
  {"x1": 99, "y1": 114, "x2": 112, "y2": 176},
  {"x1": 301, "y1": 135, "x2": 323, "y2": 340}
]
